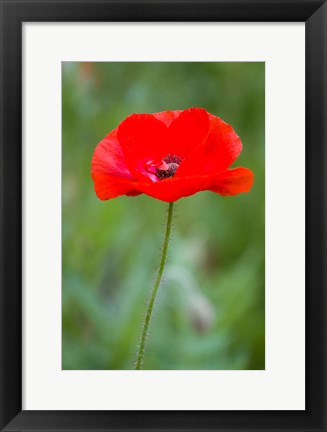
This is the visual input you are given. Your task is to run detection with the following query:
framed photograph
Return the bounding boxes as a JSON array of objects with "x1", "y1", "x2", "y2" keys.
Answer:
[{"x1": 0, "y1": 1, "x2": 326, "y2": 431}]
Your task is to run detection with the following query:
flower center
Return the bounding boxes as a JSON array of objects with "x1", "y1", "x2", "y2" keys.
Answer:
[{"x1": 145, "y1": 155, "x2": 182, "y2": 181}]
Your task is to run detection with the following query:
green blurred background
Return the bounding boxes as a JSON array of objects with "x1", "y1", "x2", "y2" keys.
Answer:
[{"x1": 62, "y1": 62, "x2": 265, "y2": 370}]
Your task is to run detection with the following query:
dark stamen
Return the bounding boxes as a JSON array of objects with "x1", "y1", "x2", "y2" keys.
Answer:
[
  {"x1": 156, "y1": 155, "x2": 182, "y2": 180},
  {"x1": 163, "y1": 155, "x2": 182, "y2": 165}
]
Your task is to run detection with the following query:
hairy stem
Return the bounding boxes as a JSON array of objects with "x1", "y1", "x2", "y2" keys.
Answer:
[{"x1": 135, "y1": 202, "x2": 174, "y2": 370}]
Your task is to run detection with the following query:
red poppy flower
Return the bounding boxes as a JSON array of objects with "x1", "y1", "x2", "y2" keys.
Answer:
[{"x1": 91, "y1": 108, "x2": 254, "y2": 202}]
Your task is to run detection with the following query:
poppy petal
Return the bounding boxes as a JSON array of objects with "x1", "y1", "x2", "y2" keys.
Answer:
[
  {"x1": 91, "y1": 129, "x2": 134, "y2": 179},
  {"x1": 92, "y1": 167, "x2": 253, "y2": 202},
  {"x1": 91, "y1": 173, "x2": 140, "y2": 200},
  {"x1": 177, "y1": 115, "x2": 242, "y2": 176},
  {"x1": 142, "y1": 175, "x2": 212, "y2": 202},
  {"x1": 91, "y1": 172, "x2": 211, "y2": 202},
  {"x1": 166, "y1": 108, "x2": 210, "y2": 158},
  {"x1": 142, "y1": 168, "x2": 253, "y2": 201},
  {"x1": 153, "y1": 110, "x2": 181, "y2": 127},
  {"x1": 117, "y1": 114, "x2": 168, "y2": 180},
  {"x1": 209, "y1": 167, "x2": 254, "y2": 196}
]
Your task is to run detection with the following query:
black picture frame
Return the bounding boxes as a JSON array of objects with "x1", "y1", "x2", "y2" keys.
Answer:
[{"x1": 0, "y1": 0, "x2": 326, "y2": 431}]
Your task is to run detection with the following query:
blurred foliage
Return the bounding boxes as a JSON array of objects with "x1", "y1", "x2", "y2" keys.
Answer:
[{"x1": 62, "y1": 62, "x2": 265, "y2": 370}]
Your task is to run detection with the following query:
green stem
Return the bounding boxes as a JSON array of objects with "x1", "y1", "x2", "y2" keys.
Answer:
[{"x1": 135, "y1": 202, "x2": 174, "y2": 370}]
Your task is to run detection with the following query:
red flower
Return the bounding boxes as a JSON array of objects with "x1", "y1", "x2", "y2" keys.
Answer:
[{"x1": 91, "y1": 108, "x2": 254, "y2": 202}]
